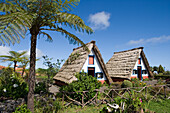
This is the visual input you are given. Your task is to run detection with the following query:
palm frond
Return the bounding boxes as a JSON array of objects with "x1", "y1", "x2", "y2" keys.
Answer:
[
  {"x1": 41, "y1": 27, "x2": 90, "y2": 52},
  {"x1": 0, "y1": 12, "x2": 33, "y2": 45},
  {"x1": 53, "y1": 12, "x2": 93, "y2": 34},
  {"x1": 39, "y1": 31, "x2": 53, "y2": 42}
]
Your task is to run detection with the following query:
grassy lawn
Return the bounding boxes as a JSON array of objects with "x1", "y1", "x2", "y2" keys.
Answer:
[
  {"x1": 147, "y1": 99, "x2": 170, "y2": 113},
  {"x1": 59, "y1": 105, "x2": 106, "y2": 113},
  {"x1": 57, "y1": 99, "x2": 170, "y2": 113}
]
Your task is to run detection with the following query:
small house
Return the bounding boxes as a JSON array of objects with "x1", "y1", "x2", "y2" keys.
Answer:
[
  {"x1": 106, "y1": 47, "x2": 153, "y2": 81},
  {"x1": 53, "y1": 41, "x2": 113, "y2": 85}
]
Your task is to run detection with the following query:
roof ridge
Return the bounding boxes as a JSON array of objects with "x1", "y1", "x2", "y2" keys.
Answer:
[
  {"x1": 73, "y1": 40, "x2": 96, "y2": 51},
  {"x1": 114, "y1": 47, "x2": 144, "y2": 54}
]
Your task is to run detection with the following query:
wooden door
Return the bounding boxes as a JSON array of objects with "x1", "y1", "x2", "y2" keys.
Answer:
[{"x1": 88, "y1": 67, "x2": 95, "y2": 77}]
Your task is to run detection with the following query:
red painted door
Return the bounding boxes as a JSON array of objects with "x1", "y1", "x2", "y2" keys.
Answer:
[
  {"x1": 138, "y1": 66, "x2": 142, "y2": 80},
  {"x1": 88, "y1": 67, "x2": 95, "y2": 77}
]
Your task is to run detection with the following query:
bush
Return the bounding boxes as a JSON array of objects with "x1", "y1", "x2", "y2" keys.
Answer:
[
  {"x1": 35, "y1": 81, "x2": 48, "y2": 94},
  {"x1": 60, "y1": 72, "x2": 102, "y2": 102},
  {"x1": 121, "y1": 80, "x2": 132, "y2": 88},
  {"x1": 34, "y1": 95, "x2": 62, "y2": 113},
  {"x1": 131, "y1": 78, "x2": 146, "y2": 87},
  {"x1": 13, "y1": 104, "x2": 31, "y2": 113},
  {"x1": 154, "y1": 74, "x2": 170, "y2": 80},
  {"x1": 110, "y1": 82, "x2": 122, "y2": 89},
  {"x1": 0, "y1": 72, "x2": 28, "y2": 99},
  {"x1": 143, "y1": 78, "x2": 149, "y2": 81}
]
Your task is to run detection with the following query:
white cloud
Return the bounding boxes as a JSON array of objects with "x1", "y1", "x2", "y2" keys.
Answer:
[
  {"x1": 128, "y1": 35, "x2": 170, "y2": 45},
  {"x1": 88, "y1": 11, "x2": 111, "y2": 30},
  {"x1": 0, "y1": 46, "x2": 11, "y2": 55}
]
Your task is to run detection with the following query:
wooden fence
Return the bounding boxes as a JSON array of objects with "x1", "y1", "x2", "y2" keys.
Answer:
[{"x1": 59, "y1": 84, "x2": 170, "y2": 108}]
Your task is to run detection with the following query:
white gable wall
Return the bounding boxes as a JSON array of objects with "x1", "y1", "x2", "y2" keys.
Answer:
[
  {"x1": 131, "y1": 54, "x2": 149, "y2": 79},
  {"x1": 81, "y1": 49, "x2": 107, "y2": 81}
]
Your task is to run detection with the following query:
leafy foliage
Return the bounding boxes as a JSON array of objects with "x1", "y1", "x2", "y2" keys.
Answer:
[
  {"x1": 131, "y1": 78, "x2": 146, "y2": 87},
  {"x1": 42, "y1": 55, "x2": 64, "y2": 78},
  {"x1": 157, "y1": 65, "x2": 165, "y2": 74},
  {"x1": 0, "y1": 50, "x2": 27, "y2": 71},
  {"x1": 0, "y1": 0, "x2": 93, "y2": 111},
  {"x1": 0, "y1": 70, "x2": 28, "y2": 99},
  {"x1": 60, "y1": 72, "x2": 102, "y2": 102},
  {"x1": 34, "y1": 81, "x2": 47, "y2": 94},
  {"x1": 34, "y1": 96, "x2": 63, "y2": 113},
  {"x1": 121, "y1": 80, "x2": 132, "y2": 88},
  {"x1": 0, "y1": 0, "x2": 93, "y2": 47},
  {"x1": 13, "y1": 104, "x2": 31, "y2": 113}
]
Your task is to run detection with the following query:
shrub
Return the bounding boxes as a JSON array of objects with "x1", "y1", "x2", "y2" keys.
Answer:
[
  {"x1": 143, "y1": 78, "x2": 149, "y2": 81},
  {"x1": 131, "y1": 78, "x2": 146, "y2": 87},
  {"x1": 121, "y1": 80, "x2": 132, "y2": 88},
  {"x1": 13, "y1": 104, "x2": 31, "y2": 113},
  {"x1": 35, "y1": 81, "x2": 48, "y2": 94},
  {"x1": 60, "y1": 72, "x2": 102, "y2": 102},
  {"x1": 110, "y1": 82, "x2": 122, "y2": 89},
  {"x1": 34, "y1": 95, "x2": 62, "y2": 113},
  {"x1": 0, "y1": 72, "x2": 28, "y2": 99}
]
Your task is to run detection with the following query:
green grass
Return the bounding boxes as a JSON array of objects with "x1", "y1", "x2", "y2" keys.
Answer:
[
  {"x1": 147, "y1": 99, "x2": 170, "y2": 113},
  {"x1": 59, "y1": 105, "x2": 106, "y2": 113},
  {"x1": 36, "y1": 75, "x2": 48, "y2": 79}
]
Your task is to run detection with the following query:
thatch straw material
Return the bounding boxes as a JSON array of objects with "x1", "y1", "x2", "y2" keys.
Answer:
[
  {"x1": 106, "y1": 47, "x2": 153, "y2": 79},
  {"x1": 53, "y1": 41, "x2": 113, "y2": 84}
]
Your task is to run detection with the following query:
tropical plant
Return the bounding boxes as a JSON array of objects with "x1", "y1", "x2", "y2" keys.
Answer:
[
  {"x1": 43, "y1": 56, "x2": 63, "y2": 79},
  {"x1": 0, "y1": 51, "x2": 27, "y2": 72},
  {"x1": 34, "y1": 96, "x2": 63, "y2": 113},
  {"x1": 13, "y1": 104, "x2": 31, "y2": 113},
  {"x1": 42, "y1": 55, "x2": 64, "y2": 92},
  {"x1": 131, "y1": 78, "x2": 146, "y2": 87},
  {"x1": 60, "y1": 72, "x2": 102, "y2": 103},
  {"x1": 158, "y1": 65, "x2": 165, "y2": 74},
  {"x1": 0, "y1": 72, "x2": 28, "y2": 99},
  {"x1": 34, "y1": 81, "x2": 47, "y2": 94},
  {"x1": 20, "y1": 56, "x2": 29, "y2": 77},
  {"x1": 0, "y1": 0, "x2": 93, "y2": 111},
  {"x1": 121, "y1": 80, "x2": 132, "y2": 88}
]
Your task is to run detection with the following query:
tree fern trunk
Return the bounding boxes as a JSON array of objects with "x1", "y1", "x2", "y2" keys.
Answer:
[
  {"x1": 27, "y1": 34, "x2": 37, "y2": 113},
  {"x1": 14, "y1": 61, "x2": 17, "y2": 72},
  {"x1": 21, "y1": 66, "x2": 25, "y2": 77}
]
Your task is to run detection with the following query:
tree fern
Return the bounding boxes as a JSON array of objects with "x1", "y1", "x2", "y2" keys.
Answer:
[{"x1": 0, "y1": 0, "x2": 93, "y2": 112}]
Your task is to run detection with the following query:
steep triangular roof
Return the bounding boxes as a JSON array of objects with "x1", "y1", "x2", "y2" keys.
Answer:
[
  {"x1": 106, "y1": 47, "x2": 153, "y2": 79},
  {"x1": 53, "y1": 41, "x2": 113, "y2": 84}
]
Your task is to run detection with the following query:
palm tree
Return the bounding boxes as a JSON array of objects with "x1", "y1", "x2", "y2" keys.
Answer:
[
  {"x1": 20, "y1": 56, "x2": 29, "y2": 77},
  {"x1": 0, "y1": 51, "x2": 27, "y2": 72},
  {"x1": 0, "y1": 0, "x2": 93, "y2": 112}
]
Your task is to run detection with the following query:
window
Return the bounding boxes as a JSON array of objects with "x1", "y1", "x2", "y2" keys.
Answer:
[
  {"x1": 89, "y1": 55, "x2": 94, "y2": 64},
  {"x1": 133, "y1": 70, "x2": 137, "y2": 74},
  {"x1": 138, "y1": 58, "x2": 141, "y2": 64},
  {"x1": 96, "y1": 73, "x2": 103, "y2": 78},
  {"x1": 142, "y1": 70, "x2": 147, "y2": 74}
]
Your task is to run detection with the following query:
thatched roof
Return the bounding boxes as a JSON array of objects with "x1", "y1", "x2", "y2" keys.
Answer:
[
  {"x1": 53, "y1": 41, "x2": 113, "y2": 84},
  {"x1": 106, "y1": 47, "x2": 153, "y2": 79}
]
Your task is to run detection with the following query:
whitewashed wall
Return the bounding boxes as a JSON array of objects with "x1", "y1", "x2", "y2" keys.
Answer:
[
  {"x1": 81, "y1": 49, "x2": 107, "y2": 81},
  {"x1": 131, "y1": 55, "x2": 149, "y2": 78}
]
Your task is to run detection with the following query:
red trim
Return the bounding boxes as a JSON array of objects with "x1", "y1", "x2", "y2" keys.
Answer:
[
  {"x1": 143, "y1": 76, "x2": 148, "y2": 79},
  {"x1": 98, "y1": 80, "x2": 105, "y2": 84},
  {"x1": 131, "y1": 76, "x2": 137, "y2": 79}
]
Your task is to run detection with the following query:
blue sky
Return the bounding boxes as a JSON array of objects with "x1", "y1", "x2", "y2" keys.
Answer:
[{"x1": 0, "y1": 0, "x2": 170, "y2": 70}]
